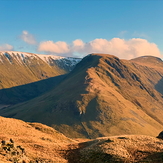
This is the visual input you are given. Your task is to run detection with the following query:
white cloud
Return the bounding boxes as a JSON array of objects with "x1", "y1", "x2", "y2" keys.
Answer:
[
  {"x1": 72, "y1": 38, "x2": 161, "y2": 59},
  {"x1": 37, "y1": 38, "x2": 161, "y2": 59},
  {"x1": 20, "y1": 30, "x2": 36, "y2": 45},
  {"x1": 0, "y1": 44, "x2": 14, "y2": 51},
  {"x1": 73, "y1": 39, "x2": 85, "y2": 48},
  {"x1": 38, "y1": 41, "x2": 69, "y2": 54}
]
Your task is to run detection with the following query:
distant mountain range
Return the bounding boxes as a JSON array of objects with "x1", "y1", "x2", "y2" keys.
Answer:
[
  {"x1": 1, "y1": 53, "x2": 163, "y2": 139},
  {"x1": 0, "y1": 51, "x2": 81, "y2": 104}
]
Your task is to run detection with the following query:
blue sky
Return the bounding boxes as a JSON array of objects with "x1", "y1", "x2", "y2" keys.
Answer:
[{"x1": 0, "y1": 0, "x2": 163, "y2": 59}]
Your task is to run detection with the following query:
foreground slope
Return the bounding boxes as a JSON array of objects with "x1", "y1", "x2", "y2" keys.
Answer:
[
  {"x1": 1, "y1": 116, "x2": 163, "y2": 163},
  {"x1": 1, "y1": 53, "x2": 163, "y2": 138},
  {"x1": 0, "y1": 116, "x2": 75, "y2": 162}
]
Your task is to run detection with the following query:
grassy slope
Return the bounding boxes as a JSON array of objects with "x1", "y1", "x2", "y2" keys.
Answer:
[{"x1": 1, "y1": 54, "x2": 163, "y2": 138}]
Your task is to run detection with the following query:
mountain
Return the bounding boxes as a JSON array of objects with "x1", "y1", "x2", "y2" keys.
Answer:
[
  {"x1": 0, "y1": 51, "x2": 81, "y2": 105},
  {"x1": 1, "y1": 53, "x2": 163, "y2": 138},
  {"x1": 0, "y1": 51, "x2": 80, "y2": 89}
]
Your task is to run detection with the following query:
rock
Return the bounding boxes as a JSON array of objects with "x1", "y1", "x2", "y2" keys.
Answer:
[
  {"x1": 11, "y1": 151, "x2": 17, "y2": 155},
  {"x1": 10, "y1": 138, "x2": 14, "y2": 143},
  {"x1": 1, "y1": 140, "x2": 6, "y2": 145},
  {"x1": 157, "y1": 131, "x2": 163, "y2": 139}
]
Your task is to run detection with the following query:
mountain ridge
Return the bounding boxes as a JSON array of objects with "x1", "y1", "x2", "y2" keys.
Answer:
[{"x1": 1, "y1": 53, "x2": 163, "y2": 138}]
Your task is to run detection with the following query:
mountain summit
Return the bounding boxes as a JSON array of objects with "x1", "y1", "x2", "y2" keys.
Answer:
[{"x1": 1, "y1": 53, "x2": 163, "y2": 138}]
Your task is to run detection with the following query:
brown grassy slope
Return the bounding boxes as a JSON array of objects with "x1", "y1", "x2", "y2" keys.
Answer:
[
  {"x1": 1, "y1": 54, "x2": 163, "y2": 138},
  {"x1": 0, "y1": 116, "x2": 76, "y2": 162}
]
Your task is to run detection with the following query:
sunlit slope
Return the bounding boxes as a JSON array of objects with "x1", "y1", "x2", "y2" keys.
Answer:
[{"x1": 1, "y1": 54, "x2": 163, "y2": 138}]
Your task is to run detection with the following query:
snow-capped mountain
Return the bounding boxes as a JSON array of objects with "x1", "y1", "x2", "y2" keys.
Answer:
[
  {"x1": 0, "y1": 51, "x2": 81, "y2": 105},
  {"x1": 0, "y1": 51, "x2": 81, "y2": 89},
  {"x1": 0, "y1": 51, "x2": 81, "y2": 71}
]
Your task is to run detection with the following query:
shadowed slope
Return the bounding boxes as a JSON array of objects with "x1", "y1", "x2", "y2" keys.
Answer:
[
  {"x1": 1, "y1": 54, "x2": 163, "y2": 138},
  {"x1": 0, "y1": 74, "x2": 65, "y2": 105}
]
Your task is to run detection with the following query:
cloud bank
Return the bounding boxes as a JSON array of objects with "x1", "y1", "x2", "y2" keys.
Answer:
[
  {"x1": 38, "y1": 38, "x2": 161, "y2": 59},
  {"x1": 0, "y1": 44, "x2": 14, "y2": 51},
  {"x1": 20, "y1": 31, "x2": 36, "y2": 45}
]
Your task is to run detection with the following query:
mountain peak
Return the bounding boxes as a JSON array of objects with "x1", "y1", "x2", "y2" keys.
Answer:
[{"x1": 89, "y1": 53, "x2": 119, "y2": 58}]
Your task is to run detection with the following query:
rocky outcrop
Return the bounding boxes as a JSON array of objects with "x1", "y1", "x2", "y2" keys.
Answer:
[{"x1": 0, "y1": 139, "x2": 28, "y2": 163}]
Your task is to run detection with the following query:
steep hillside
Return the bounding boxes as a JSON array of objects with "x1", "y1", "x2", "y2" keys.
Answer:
[
  {"x1": 0, "y1": 51, "x2": 80, "y2": 105},
  {"x1": 1, "y1": 53, "x2": 163, "y2": 138}
]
